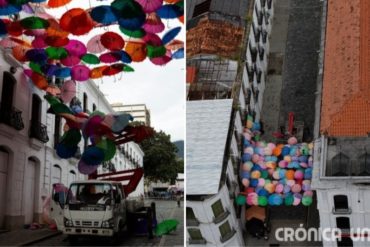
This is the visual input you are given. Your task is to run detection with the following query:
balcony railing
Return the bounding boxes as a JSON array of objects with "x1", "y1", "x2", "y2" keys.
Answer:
[
  {"x1": 332, "y1": 207, "x2": 352, "y2": 215},
  {"x1": 0, "y1": 105, "x2": 24, "y2": 130},
  {"x1": 29, "y1": 120, "x2": 49, "y2": 143}
]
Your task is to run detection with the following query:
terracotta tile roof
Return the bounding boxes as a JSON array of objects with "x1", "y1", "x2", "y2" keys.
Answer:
[{"x1": 320, "y1": 0, "x2": 370, "y2": 137}]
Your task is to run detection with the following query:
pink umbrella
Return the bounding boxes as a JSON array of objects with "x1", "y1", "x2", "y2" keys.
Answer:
[
  {"x1": 24, "y1": 29, "x2": 46, "y2": 37},
  {"x1": 143, "y1": 32, "x2": 162, "y2": 46},
  {"x1": 99, "y1": 51, "x2": 121, "y2": 63},
  {"x1": 143, "y1": 12, "x2": 165, "y2": 33},
  {"x1": 78, "y1": 159, "x2": 99, "y2": 175},
  {"x1": 32, "y1": 36, "x2": 47, "y2": 48},
  {"x1": 71, "y1": 65, "x2": 90, "y2": 81},
  {"x1": 87, "y1": 34, "x2": 106, "y2": 54},
  {"x1": 135, "y1": 0, "x2": 163, "y2": 13},
  {"x1": 65, "y1": 39, "x2": 87, "y2": 57},
  {"x1": 60, "y1": 79, "x2": 76, "y2": 103},
  {"x1": 150, "y1": 50, "x2": 172, "y2": 65},
  {"x1": 23, "y1": 69, "x2": 33, "y2": 78},
  {"x1": 61, "y1": 55, "x2": 81, "y2": 67}
]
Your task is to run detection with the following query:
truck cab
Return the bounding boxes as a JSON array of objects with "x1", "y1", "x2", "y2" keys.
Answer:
[{"x1": 62, "y1": 180, "x2": 126, "y2": 237}]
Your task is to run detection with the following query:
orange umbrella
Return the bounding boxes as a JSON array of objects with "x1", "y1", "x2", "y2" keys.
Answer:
[
  {"x1": 165, "y1": 39, "x2": 183, "y2": 50},
  {"x1": 48, "y1": 0, "x2": 72, "y2": 8},
  {"x1": 89, "y1": 65, "x2": 109, "y2": 79},
  {"x1": 31, "y1": 72, "x2": 48, "y2": 90},
  {"x1": 12, "y1": 45, "x2": 29, "y2": 62},
  {"x1": 46, "y1": 18, "x2": 69, "y2": 37},
  {"x1": 9, "y1": 37, "x2": 32, "y2": 48},
  {"x1": 164, "y1": 0, "x2": 181, "y2": 3},
  {"x1": 46, "y1": 84, "x2": 61, "y2": 96},
  {"x1": 125, "y1": 42, "x2": 147, "y2": 62}
]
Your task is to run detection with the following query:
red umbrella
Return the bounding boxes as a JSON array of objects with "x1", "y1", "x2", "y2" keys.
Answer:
[
  {"x1": 143, "y1": 12, "x2": 164, "y2": 33},
  {"x1": 103, "y1": 64, "x2": 123, "y2": 76},
  {"x1": 87, "y1": 34, "x2": 106, "y2": 54},
  {"x1": 61, "y1": 55, "x2": 81, "y2": 67},
  {"x1": 45, "y1": 35, "x2": 69, "y2": 47},
  {"x1": 60, "y1": 79, "x2": 76, "y2": 103},
  {"x1": 60, "y1": 8, "x2": 94, "y2": 36},
  {"x1": 143, "y1": 32, "x2": 162, "y2": 46},
  {"x1": 99, "y1": 51, "x2": 121, "y2": 63},
  {"x1": 65, "y1": 39, "x2": 87, "y2": 57},
  {"x1": 24, "y1": 29, "x2": 46, "y2": 37},
  {"x1": 150, "y1": 50, "x2": 172, "y2": 65},
  {"x1": 46, "y1": 18, "x2": 69, "y2": 37},
  {"x1": 100, "y1": 31, "x2": 125, "y2": 51},
  {"x1": 71, "y1": 65, "x2": 90, "y2": 81},
  {"x1": 32, "y1": 36, "x2": 47, "y2": 48},
  {"x1": 48, "y1": 0, "x2": 72, "y2": 8},
  {"x1": 6, "y1": 21, "x2": 23, "y2": 36}
]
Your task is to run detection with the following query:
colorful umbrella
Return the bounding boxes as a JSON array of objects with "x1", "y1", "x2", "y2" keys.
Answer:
[
  {"x1": 150, "y1": 53, "x2": 171, "y2": 65},
  {"x1": 111, "y1": 0, "x2": 146, "y2": 30},
  {"x1": 100, "y1": 31, "x2": 125, "y2": 51},
  {"x1": 31, "y1": 71, "x2": 48, "y2": 89},
  {"x1": 146, "y1": 45, "x2": 166, "y2": 58},
  {"x1": 81, "y1": 146, "x2": 105, "y2": 166},
  {"x1": 135, "y1": 0, "x2": 163, "y2": 13},
  {"x1": 142, "y1": 12, "x2": 164, "y2": 33},
  {"x1": 41, "y1": 64, "x2": 59, "y2": 77},
  {"x1": 171, "y1": 48, "x2": 183, "y2": 59},
  {"x1": 165, "y1": 39, "x2": 183, "y2": 50},
  {"x1": 119, "y1": 26, "x2": 146, "y2": 38},
  {"x1": 90, "y1": 5, "x2": 117, "y2": 25},
  {"x1": 29, "y1": 61, "x2": 43, "y2": 74},
  {"x1": 45, "y1": 47, "x2": 68, "y2": 59},
  {"x1": 20, "y1": 16, "x2": 49, "y2": 29},
  {"x1": 78, "y1": 159, "x2": 99, "y2": 175},
  {"x1": 47, "y1": 0, "x2": 72, "y2": 8},
  {"x1": 65, "y1": 39, "x2": 87, "y2": 57},
  {"x1": 71, "y1": 65, "x2": 90, "y2": 81},
  {"x1": 156, "y1": 4, "x2": 182, "y2": 19},
  {"x1": 56, "y1": 143, "x2": 78, "y2": 159},
  {"x1": 154, "y1": 219, "x2": 179, "y2": 236},
  {"x1": 96, "y1": 138, "x2": 116, "y2": 161},
  {"x1": 6, "y1": 21, "x2": 23, "y2": 36},
  {"x1": 46, "y1": 84, "x2": 61, "y2": 96},
  {"x1": 125, "y1": 41, "x2": 147, "y2": 62},
  {"x1": 102, "y1": 64, "x2": 124, "y2": 76},
  {"x1": 143, "y1": 32, "x2": 162, "y2": 46},
  {"x1": 99, "y1": 51, "x2": 122, "y2": 63},
  {"x1": 0, "y1": 4, "x2": 21, "y2": 16},
  {"x1": 23, "y1": 28, "x2": 46, "y2": 36},
  {"x1": 162, "y1": 26, "x2": 181, "y2": 45},
  {"x1": 61, "y1": 55, "x2": 81, "y2": 67},
  {"x1": 54, "y1": 67, "x2": 71, "y2": 78},
  {"x1": 46, "y1": 18, "x2": 69, "y2": 37},
  {"x1": 45, "y1": 35, "x2": 69, "y2": 47},
  {"x1": 60, "y1": 79, "x2": 76, "y2": 103},
  {"x1": 89, "y1": 65, "x2": 108, "y2": 79},
  {"x1": 81, "y1": 53, "x2": 100, "y2": 65},
  {"x1": 87, "y1": 34, "x2": 106, "y2": 54},
  {"x1": 12, "y1": 45, "x2": 28, "y2": 62},
  {"x1": 25, "y1": 48, "x2": 47, "y2": 62},
  {"x1": 60, "y1": 8, "x2": 94, "y2": 36}
]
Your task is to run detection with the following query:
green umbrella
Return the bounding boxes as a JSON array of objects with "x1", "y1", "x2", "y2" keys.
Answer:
[
  {"x1": 155, "y1": 219, "x2": 179, "y2": 237},
  {"x1": 46, "y1": 47, "x2": 68, "y2": 60},
  {"x1": 119, "y1": 27, "x2": 146, "y2": 38},
  {"x1": 20, "y1": 16, "x2": 49, "y2": 29},
  {"x1": 123, "y1": 64, "x2": 134, "y2": 72},
  {"x1": 60, "y1": 129, "x2": 81, "y2": 147},
  {"x1": 146, "y1": 45, "x2": 166, "y2": 58},
  {"x1": 96, "y1": 138, "x2": 116, "y2": 161},
  {"x1": 29, "y1": 61, "x2": 43, "y2": 74},
  {"x1": 81, "y1": 53, "x2": 100, "y2": 65}
]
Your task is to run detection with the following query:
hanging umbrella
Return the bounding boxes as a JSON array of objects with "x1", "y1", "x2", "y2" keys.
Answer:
[
  {"x1": 31, "y1": 36, "x2": 47, "y2": 48},
  {"x1": 120, "y1": 50, "x2": 132, "y2": 63},
  {"x1": 45, "y1": 35, "x2": 69, "y2": 47},
  {"x1": 135, "y1": 0, "x2": 163, "y2": 13},
  {"x1": 6, "y1": 21, "x2": 23, "y2": 36},
  {"x1": 90, "y1": 5, "x2": 117, "y2": 25},
  {"x1": 156, "y1": 4, "x2": 182, "y2": 19},
  {"x1": 165, "y1": 39, "x2": 183, "y2": 50},
  {"x1": 46, "y1": 84, "x2": 61, "y2": 96},
  {"x1": 78, "y1": 159, "x2": 99, "y2": 175},
  {"x1": 12, "y1": 45, "x2": 29, "y2": 62},
  {"x1": 143, "y1": 32, "x2": 162, "y2": 46},
  {"x1": 178, "y1": 14, "x2": 183, "y2": 23},
  {"x1": 0, "y1": 4, "x2": 21, "y2": 16},
  {"x1": 65, "y1": 39, "x2": 87, "y2": 57},
  {"x1": 100, "y1": 31, "x2": 125, "y2": 51},
  {"x1": 45, "y1": 47, "x2": 68, "y2": 59},
  {"x1": 154, "y1": 219, "x2": 179, "y2": 236},
  {"x1": 22, "y1": 3, "x2": 34, "y2": 13},
  {"x1": 125, "y1": 41, "x2": 147, "y2": 62},
  {"x1": 81, "y1": 53, "x2": 100, "y2": 65},
  {"x1": 150, "y1": 53, "x2": 171, "y2": 65},
  {"x1": 89, "y1": 65, "x2": 108, "y2": 79},
  {"x1": 123, "y1": 64, "x2": 134, "y2": 72},
  {"x1": 47, "y1": 0, "x2": 71, "y2": 8},
  {"x1": 25, "y1": 48, "x2": 48, "y2": 62},
  {"x1": 82, "y1": 146, "x2": 105, "y2": 166},
  {"x1": 164, "y1": 0, "x2": 180, "y2": 3},
  {"x1": 56, "y1": 143, "x2": 78, "y2": 159},
  {"x1": 48, "y1": 0, "x2": 72, "y2": 8},
  {"x1": 31, "y1": 71, "x2": 48, "y2": 89},
  {"x1": 111, "y1": 0, "x2": 146, "y2": 30},
  {"x1": 146, "y1": 45, "x2": 166, "y2": 58},
  {"x1": 9, "y1": 37, "x2": 32, "y2": 47},
  {"x1": 142, "y1": 12, "x2": 164, "y2": 33},
  {"x1": 99, "y1": 51, "x2": 122, "y2": 63},
  {"x1": 20, "y1": 16, "x2": 49, "y2": 29},
  {"x1": 60, "y1": 8, "x2": 94, "y2": 36},
  {"x1": 60, "y1": 79, "x2": 76, "y2": 103},
  {"x1": 162, "y1": 26, "x2": 181, "y2": 45},
  {"x1": 29, "y1": 61, "x2": 43, "y2": 74},
  {"x1": 87, "y1": 34, "x2": 105, "y2": 54},
  {"x1": 82, "y1": 115, "x2": 104, "y2": 138},
  {"x1": 46, "y1": 18, "x2": 69, "y2": 37},
  {"x1": 41, "y1": 64, "x2": 59, "y2": 77},
  {"x1": 119, "y1": 26, "x2": 146, "y2": 38},
  {"x1": 102, "y1": 64, "x2": 124, "y2": 76},
  {"x1": 171, "y1": 47, "x2": 183, "y2": 59},
  {"x1": 71, "y1": 65, "x2": 90, "y2": 81},
  {"x1": 96, "y1": 138, "x2": 116, "y2": 161},
  {"x1": 23, "y1": 28, "x2": 46, "y2": 36},
  {"x1": 110, "y1": 113, "x2": 133, "y2": 134},
  {"x1": 54, "y1": 67, "x2": 71, "y2": 78},
  {"x1": 61, "y1": 55, "x2": 81, "y2": 67}
]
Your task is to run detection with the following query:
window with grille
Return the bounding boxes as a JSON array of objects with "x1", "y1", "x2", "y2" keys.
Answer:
[{"x1": 211, "y1": 200, "x2": 224, "y2": 218}]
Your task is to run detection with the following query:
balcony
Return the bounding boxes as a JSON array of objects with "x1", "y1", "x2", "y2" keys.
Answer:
[
  {"x1": 188, "y1": 238, "x2": 207, "y2": 245},
  {"x1": 0, "y1": 105, "x2": 24, "y2": 131},
  {"x1": 29, "y1": 121, "x2": 49, "y2": 143}
]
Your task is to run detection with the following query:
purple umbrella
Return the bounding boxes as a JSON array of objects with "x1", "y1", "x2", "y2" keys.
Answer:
[
  {"x1": 78, "y1": 159, "x2": 99, "y2": 175},
  {"x1": 71, "y1": 65, "x2": 90, "y2": 81},
  {"x1": 87, "y1": 34, "x2": 106, "y2": 54},
  {"x1": 65, "y1": 39, "x2": 87, "y2": 57}
]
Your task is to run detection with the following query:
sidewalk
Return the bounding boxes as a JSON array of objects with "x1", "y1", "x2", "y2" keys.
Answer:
[
  {"x1": 0, "y1": 227, "x2": 61, "y2": 246},
  {"x1": 157, "y1": 202, "x2": 184, "y2": 247}
]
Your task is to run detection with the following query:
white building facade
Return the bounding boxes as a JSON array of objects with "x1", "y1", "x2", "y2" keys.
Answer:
[{"x1": 0, "y1": 46, "x2": 144, "y2": 229}]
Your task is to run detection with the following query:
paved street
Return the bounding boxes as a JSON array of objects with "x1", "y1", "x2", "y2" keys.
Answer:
[{"x1": 28, "y1": 199, "x2": 183, "y2": 246}]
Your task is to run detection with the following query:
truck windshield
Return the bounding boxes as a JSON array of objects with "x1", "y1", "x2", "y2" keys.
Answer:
[{"x1": 67, "y1": 183, "x2": 113, "y2": 206}]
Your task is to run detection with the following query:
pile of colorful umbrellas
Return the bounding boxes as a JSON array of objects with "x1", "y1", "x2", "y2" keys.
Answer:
[
  {"x1": 45, "y1": 95, "x2": 154, "y2": 175},
  {"x1": 237, "y1": 115, "x2": 314, "y2": 207}
]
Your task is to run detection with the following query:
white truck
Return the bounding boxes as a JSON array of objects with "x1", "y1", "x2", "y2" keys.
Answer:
[{"x1": 50, "y1": 168, "x2": 154, "y2": 244}]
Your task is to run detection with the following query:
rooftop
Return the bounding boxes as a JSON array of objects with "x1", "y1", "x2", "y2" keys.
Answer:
[
  {"x1": 186, "y1": 99, "x2": 233, "y2": 195},
  {"x1": 320, "y1": 0, "x2": 370, "y2": 137}
]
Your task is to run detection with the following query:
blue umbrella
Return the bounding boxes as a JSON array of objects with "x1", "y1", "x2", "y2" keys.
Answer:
[
  {"x1": 120, "y1": 50, "x2": 132, "y2": 64},
  {"x1": 112, "y1": 113, "x2": 133, "y2": 134},
  {"x1": 162, "y1": 26, "x2": 181, "y2": 45},
  {"x1": 54, "y1": 67, "x2": 71, "y2": 78},
  {"x1": 0, "y1": 5, "x2": 21, "y2": 16},
  {"x1": 81, "y1": 146, "x2": 105, "y2": 166},
  {"x1": 172, "y1": 48, "x2": 184, "y2": 59},
  {"x1": 0, "y1": 19, "x2": 7, "y2": 37},
  {"x1": 156, "y1": 4, "x2": 182, "y2": 19},
  {"x1": 41, "y1": 64, "x2": 59, "y2": 77},
  {"x1": 118, "y1": 15, "x2": 145, "y2": 31},
  {"x1": 26, "y1": 49, "x2": 48, "y2": 62},
  {"x1": 90, "y1": 5, "x2": 117, "y2": 25},
  {"x1": 56, "y1": 143, "x2": 78, "y2": 159}
]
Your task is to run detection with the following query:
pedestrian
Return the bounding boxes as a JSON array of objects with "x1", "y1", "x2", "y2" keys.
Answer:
[{"x1": 176, "y1": 193, "x2": 181, "y2": 208}]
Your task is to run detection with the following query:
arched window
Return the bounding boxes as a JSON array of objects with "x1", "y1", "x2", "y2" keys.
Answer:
[
  {"x1": 51, "y1": 164, "x2": 62, "y2": 185},
  {"x1": 30, "y1": 94, "x2": 48, "y2": 142},
  {"x1": 68, "y1": 170, "x2": 76, "y2": 185},
  {"x1": 356, "y1": 153, "x2": 370, "y2": 176},
  {"x1": 327, "y1": 152, "x2": 349, "y2": 176}
]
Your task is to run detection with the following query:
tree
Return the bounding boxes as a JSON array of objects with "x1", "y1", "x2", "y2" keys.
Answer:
[{"x1": 140, "y1": 130, "x2": 182, "y2": 183}]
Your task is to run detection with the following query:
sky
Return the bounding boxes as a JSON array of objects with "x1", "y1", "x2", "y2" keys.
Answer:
[{"x1": 45, "y1": 1, "x2": 185, "y2": 142}]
